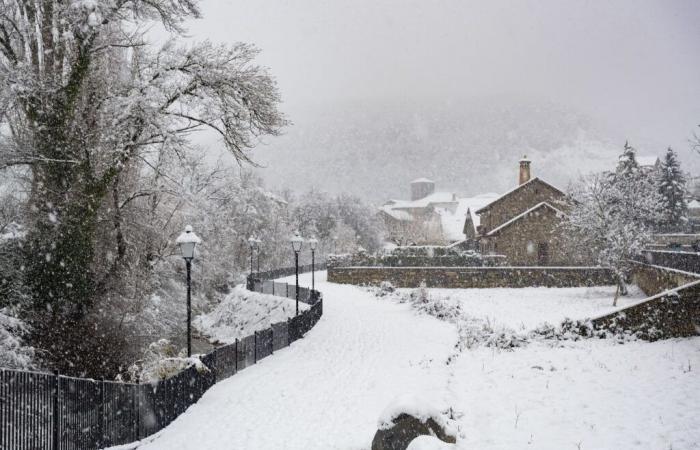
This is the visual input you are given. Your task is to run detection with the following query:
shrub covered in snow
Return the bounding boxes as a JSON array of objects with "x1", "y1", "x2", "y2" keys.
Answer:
[
  {"x1": 194, "y1": 286, "x2": 300, "y2": 344},
  {"x1": 0, "y1": 308, "x2": 34, "y2": 369},
  {"x1": 126, "y1": 339, "x2": 209, "y2": 383},
  {"x1": 455, "y1": 316, "x2": 529, "y2": 351}
]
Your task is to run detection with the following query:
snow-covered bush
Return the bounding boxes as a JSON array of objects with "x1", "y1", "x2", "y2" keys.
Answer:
[
  {"x1": 0, "y1": 308, "x2": 34, "y2": 369},
  {"x1": 377, "y1": 281, "x2": 395, "y2": 296},
  {"x1": 126, "y1": 339, "x2": 209, "y2": 383},
  {"x1": 456, "y1": 316, "x2": 529, "y2": 351}
]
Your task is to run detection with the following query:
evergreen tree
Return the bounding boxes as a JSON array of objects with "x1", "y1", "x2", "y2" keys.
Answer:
[
  {"x1": 616, "y1": 141, "x2": 639, "y2": 176},
  {"x1": 657, "y1": 147, "x2": 688, "y2": 230}
]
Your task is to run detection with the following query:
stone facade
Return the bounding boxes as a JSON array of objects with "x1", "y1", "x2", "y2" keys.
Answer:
[
  {"x1": 327, "y1": 266, "x2": 615, "y2": 288},
  {"x1": 476, "y1": 178, "x2": 567, "y2": 235},
  {"x1": 481, "y1": 203, "x2": 572, "y2": 266}
]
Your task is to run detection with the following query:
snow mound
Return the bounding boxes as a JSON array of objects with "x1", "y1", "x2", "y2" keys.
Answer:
[
  {"x1": 377, "y1": 394, "x2": 450, "y2": 431},
  {"x1": 195, "y1": 286, "x2": 302, "y2": 344},
  {"x1": 406, "y1": 435, "x2": 456, "y2": 450}
]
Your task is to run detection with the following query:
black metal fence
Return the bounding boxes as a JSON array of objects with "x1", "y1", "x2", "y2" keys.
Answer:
[{"x1": 1, "y1": 266, "x2": 323, "y2": 450}]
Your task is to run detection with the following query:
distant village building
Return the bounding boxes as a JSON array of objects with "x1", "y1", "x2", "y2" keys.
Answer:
[
  {"x1": 637, "y1": 155, "x2": 661, "y2": 173},
  {"x1": 379, "y1": 179, "x2": 497, "y2": 246},
  {"x1": 476, "y1": 157, "x2": 573, "y2": 266}
]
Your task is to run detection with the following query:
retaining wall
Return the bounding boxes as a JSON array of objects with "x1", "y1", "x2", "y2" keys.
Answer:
[
  {"x1": 591, "y1": 280, "x2": 700, "y2": 340},
  {"x1": 632, "y1": 262, "x2": 700, "y2": 296},
  {"x1": 327, "y1": 266, "x2": 616, "y2": 288}
]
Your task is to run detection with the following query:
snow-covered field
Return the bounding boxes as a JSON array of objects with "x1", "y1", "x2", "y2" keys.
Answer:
[
  {"x1": 113, "y1": 272, "x2": 700, "y2": 450},
  {"x1": 396, "y1": 285, "x2": 647, "y2": 331}
]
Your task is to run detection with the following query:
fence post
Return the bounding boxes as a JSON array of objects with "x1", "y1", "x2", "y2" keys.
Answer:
[
  {"x1": 272, "y1": 281, "x2": 275, "y2": 296},
  {"x1": 53, "y1": 369, "x2": 60, "y2": 450},
  {"x1": 270, "y1": 327, "x2": 274, "y2": 354},
  {"x1": 287, "y1": 317, "x2": 291, "y2": 346},
  {"x1": 286, "y1": 282, "x2": 289, "y2": 299},
  {"x1": 234, "y1": 338, "x2": 239, "y2": 373},
  {"x1": 98, "y1": 378, "x2": 105, "y2": 448},
  {"x1": 132, "y1": 383, "x2": 138, "y2": 441},
  {"x1": 136, "y1": 378, "x2": 141, "y2": 440},
  {"x1": 212, "y1": 349, "x2": 218, "y2": 383},
  {"x1": 254, "y1": 331, "x2": 258, "y2": 363}
]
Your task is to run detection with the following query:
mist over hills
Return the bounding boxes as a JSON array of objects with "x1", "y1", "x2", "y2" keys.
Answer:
[{"x1": 252, "y1": 98, "x2": 664, "y2": 203}]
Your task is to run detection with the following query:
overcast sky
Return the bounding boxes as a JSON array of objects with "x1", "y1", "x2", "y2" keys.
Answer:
[{"x1": 166, "y1": 0, "x2": 700, "y2": 183}]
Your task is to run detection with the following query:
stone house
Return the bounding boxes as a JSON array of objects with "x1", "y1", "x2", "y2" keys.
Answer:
[{"x1": 476, "y1": 157, "x2": 574, "y2": 266}]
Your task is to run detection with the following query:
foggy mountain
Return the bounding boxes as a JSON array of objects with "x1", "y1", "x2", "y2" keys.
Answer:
[{"x1": 253, "y1": 98, "x2": 625, "y2": 203}]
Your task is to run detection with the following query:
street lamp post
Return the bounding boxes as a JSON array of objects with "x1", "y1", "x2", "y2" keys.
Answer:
[
  {"x1": 248, "y1": 236, "x2": 256, "y2": 277},
  {"x1": 255, "y1": 238, "x2": 262, "y2": 274},
  {"x1": 308, "y1": 237, "x2": 318, "y2": 291},
  {"x1": 290, "y1": 232, "x2": 304, "y2": 316},
  {"x1": 176, "y1": 225, "x2": 201, "y2": 357}
]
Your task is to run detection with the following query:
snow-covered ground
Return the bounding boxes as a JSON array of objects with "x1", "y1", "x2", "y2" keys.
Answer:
[
  {"x1": 194, "y1": 285, "x2": 305, "y2": 344},
  {"x1": 113, "y1": 272, "x2": 700, "y2": 450},
  {"x1": 396, "y1": 285, "x2": 646, "y2": 331}
]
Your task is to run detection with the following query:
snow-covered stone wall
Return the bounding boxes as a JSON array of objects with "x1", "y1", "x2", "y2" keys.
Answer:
[
  {"x1": 328, "y1": 266, "x2": 616, "y2": 288},
  {"x1": 591, "y1": 279, "x2": 700, "y2": 340},
  {"x1": 632, "y1": 262, "x2": 700, "y2": 296}
]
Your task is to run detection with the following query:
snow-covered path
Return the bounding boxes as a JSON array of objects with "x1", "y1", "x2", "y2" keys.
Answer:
[{"x1": 130, "y1": 272, "x2": 456, "y2": 450}]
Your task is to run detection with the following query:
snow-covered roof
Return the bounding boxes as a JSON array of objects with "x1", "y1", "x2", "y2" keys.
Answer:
[
  {"x1": 475, "y1": 177, "x2": 565, "y2": 214},
  {"x1": 688, "y1": 199, "x2": 700, "y2": 210},
  {"x1": 637, "y1": 155, "x2": 660, "y2": 167},
  {"x1": 410, "y1": 177, "x2": 435, "y2": 184},
  {"x1": 379, "y1": 206, "x2": 413, "y2": 221},
  {"x1": 388, "y1": 191, "x2": 457, "y2": 209},
  {"x1": 485, "y1": 202, "x2": 566, "y2": 236},
  {"x1": 435, "y1": 193, "x2": 500, "y2": 241}
]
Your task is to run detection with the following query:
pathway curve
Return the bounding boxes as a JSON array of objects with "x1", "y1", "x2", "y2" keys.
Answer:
[{"x1": 129, "y1": 272, "x2": 456, "y2": 450}]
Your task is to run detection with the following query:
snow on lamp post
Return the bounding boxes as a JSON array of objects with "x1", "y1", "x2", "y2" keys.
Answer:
[
  {"x1": 176, "y1": 225, "x2": 201, "y2": 357},
  {"x1": 308, "y1": 237, "x2": 318, "y2": 291},
  {"x1": 290, "y1": 232, "x2": 304, "y2": 316}
]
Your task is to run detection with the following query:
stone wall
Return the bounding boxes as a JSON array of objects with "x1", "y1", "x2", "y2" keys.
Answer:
[
  {"x1": 327, "y1": 266, "x2": 615, "y2": 288},
  {"x1": 591, "y1": 280, "x2": 700, "y2": 340},
  {"x1": 327, "y1": 252, "x2": 506, "y2": 268},
  {"x1": 640, "y1": 250, "x2": 700, "y2": 274},
  {"x1": 631, "y1": 262, "x2": 700, "y2": 296}
]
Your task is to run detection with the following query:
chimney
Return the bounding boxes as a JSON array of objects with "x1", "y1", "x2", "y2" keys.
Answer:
[{"x1": 519, "y1": 155, "x2": 531, "y2": 185}]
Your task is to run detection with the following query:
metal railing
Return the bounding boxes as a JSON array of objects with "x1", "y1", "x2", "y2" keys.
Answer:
[{"x1": 0, "y1": 266, "x2": 323, "y2": 450}]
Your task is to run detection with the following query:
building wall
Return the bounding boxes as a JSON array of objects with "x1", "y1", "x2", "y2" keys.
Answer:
[
  {"x1": 479, "y1": 179, "x2": 566, "y2": 234},
  {"x1": 483, "y1": 206, "x2": 571, "y2": 266}
]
